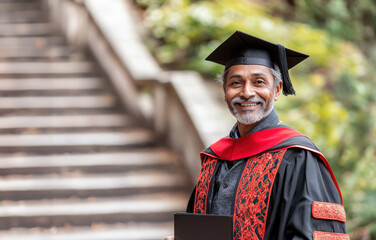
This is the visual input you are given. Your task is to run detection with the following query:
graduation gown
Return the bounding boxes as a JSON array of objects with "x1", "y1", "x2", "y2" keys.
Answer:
[{"x1": 186, "y1": 125, "x2": 348, "y2": 240}]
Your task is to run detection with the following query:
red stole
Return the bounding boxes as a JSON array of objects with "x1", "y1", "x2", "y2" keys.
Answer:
[{"x1": 202, "y1": 127, "x2": 304, "y2": 160}]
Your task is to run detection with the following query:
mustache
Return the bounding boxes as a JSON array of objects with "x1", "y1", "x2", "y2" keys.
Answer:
[{"x1": 231, "y1": 97, "x2": 265, "y2": 105}]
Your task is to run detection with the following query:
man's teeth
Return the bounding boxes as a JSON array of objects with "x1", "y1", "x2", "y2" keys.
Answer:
[{"x1": 240, "y1": 103, "x2": 258, "y2": 106}]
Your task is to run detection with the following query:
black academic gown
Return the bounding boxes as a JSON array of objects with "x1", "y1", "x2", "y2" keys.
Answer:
[
  {"x1": 263, "y1": 147, "x2": 346, "y2": 239},
  {"x1": 186, "y1": 125, "x2": 347, "y2": 240}
]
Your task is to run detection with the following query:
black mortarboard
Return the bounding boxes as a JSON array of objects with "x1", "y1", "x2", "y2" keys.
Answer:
[{"x1": 205, "y1": 30, "x2": 309, "y2": 95}]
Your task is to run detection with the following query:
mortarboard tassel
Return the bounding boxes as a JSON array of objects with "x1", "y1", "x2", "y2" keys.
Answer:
[{"x1": 277, "y1": 44, "x2": 296, "y2": 96}]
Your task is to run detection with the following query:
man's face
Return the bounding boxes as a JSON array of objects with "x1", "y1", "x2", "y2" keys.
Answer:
[{"x1": 223, "y1": 64, "x2": 281, "y2": 126}]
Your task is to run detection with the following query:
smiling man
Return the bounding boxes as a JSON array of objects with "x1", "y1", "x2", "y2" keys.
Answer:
[
  {"x1": 225, "y1": 64, "x2": 280, "y2": 137},
  {"x1": 185, "y1": 31, "x2": 349, "y2": 240}
]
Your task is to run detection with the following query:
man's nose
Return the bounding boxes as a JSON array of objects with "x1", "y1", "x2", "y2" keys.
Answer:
[{"x1": 240, "y1": 82, "x2": 255, "y2": 99}]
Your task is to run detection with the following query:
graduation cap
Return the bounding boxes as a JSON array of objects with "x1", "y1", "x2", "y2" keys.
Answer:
[{"x1": 206, "y1": 30, "x2": 309, "y2": 95}]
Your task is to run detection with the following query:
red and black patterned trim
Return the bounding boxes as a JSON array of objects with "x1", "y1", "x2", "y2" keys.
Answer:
[
  {"x1": 193, "y1": 156, "x2": 218, "y2": 214},
  {"x1": 204, "y1": 126, "x2": 343, "y2": 204},
  {"x1": 233, "y1": 149, "x2": 286, "y2": 240},
  {"x1": 312, "y1": 201, "x2": 346, "y2": 223},
  {"x1": 313, "y1": 231, "x2": 350, "y2": 240}
]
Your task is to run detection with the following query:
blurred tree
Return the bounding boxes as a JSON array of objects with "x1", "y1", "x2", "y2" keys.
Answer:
[
  {"x1": 265, "y1": 1, "x2": 376, "y2": 238},
  {"x1": 267, "y1": 0, "x2": 376, "y2": 63},
  {"x1": 133, "y1": 0, "x2": 376, "y2": 238}
]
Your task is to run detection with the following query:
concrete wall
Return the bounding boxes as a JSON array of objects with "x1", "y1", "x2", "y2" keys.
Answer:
[{"x1": 42, "y1": 0, "x2": 233, "y2": 182}]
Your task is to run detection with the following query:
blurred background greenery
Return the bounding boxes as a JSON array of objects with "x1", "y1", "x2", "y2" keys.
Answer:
[{"x1": 132, "y1": 0, "x2": 376, "y2": 238}]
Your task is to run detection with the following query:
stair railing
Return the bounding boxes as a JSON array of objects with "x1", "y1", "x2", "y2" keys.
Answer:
[{"x1": 41, "y1": 0, "x2": 232, "y2": 182}]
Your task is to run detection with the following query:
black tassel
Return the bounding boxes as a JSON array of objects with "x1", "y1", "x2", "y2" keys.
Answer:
[{"x1": 277, "y1": 44, "x2": 296, "y2": 96}]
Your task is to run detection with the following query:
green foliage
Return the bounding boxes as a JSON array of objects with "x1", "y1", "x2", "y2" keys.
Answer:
[
  {"x1": 270, "y1": 0, "x2": 376, "y2": 69},
  {"x1": 295, "y1": 0, "x2": 376, "y2": 44},
  {"x1": 134, "y1": 0, "x2": 376, "y2": 238}
]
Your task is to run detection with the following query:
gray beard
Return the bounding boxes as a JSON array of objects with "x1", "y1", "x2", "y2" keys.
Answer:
[{"x1": 228, "y1": 96, "x2": 274, "y2": 125}]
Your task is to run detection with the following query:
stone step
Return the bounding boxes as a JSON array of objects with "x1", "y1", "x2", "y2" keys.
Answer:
[
  {"x1": 1, "y1": 179, "x2": 186, "y2": 201},
  {"x1": 0, "y1": 149, "x2": 179, "y2": 175},
  {"x1": 0, "y1": 223, "x2": 174, "y2": 240},
  {"x1": 0, "y1": 77, "x2": 103, "y2": 91},
  {"x1": 0, "y1": 127, "x2": 143, "y2": 135},
  {"x1": 0, "y1": 2, "x2": 40, "y2": 13},
  {"x1": 0, "y1": 129, "x2": 154, "y2": 147},
  {"x1": 0, "y1": 0, "x2": 39, "y2": 2},
  {"x1": 0, "y1": 37, "x2": 64, "y2": 49},
  {"x1": 0, "y1": 10, "x2": 45, "y2": 24},
  {"x1": 0, "y1": 171, "x2": 185, "y2": 194},
  {"x1": 0, "y1": 95, "x2": 116, "y2": 109},
  {"x1": 0, "y1": 61, "x2": 94, "y2": 75},
  {"x1": 0, "y1": 169, "x2": 188, "y2": 202},
  {"x1": 0, "y1": 193, "x2": 187, "y2": 229},
  {"x1": 0, "y1": 127, "x2": 156, "y2": 153},
  {"x1": 0, "y1": 89, "x2": 110, "y2": 98},
  {"x1": 0, "y1": 114, "x2": 132, "y2": 129},
  {"x1": 0, "y1": 47, "x2": 82, "y2": 60},
  {"x1": 2, "y1": 127, "x2": 157, "y2": 137},
  {"x1": 0, "y1": 108, "x2": 120, "y2": 117},
  {"x1": 0, "y1": 93, "x2": 115, "y2": 100},
  {"x1": 0, "y1": 23, "x2": 52, "y2": 37},
  {"x1": 0, "y1": 144, "x2": 157, "y2": 155}
]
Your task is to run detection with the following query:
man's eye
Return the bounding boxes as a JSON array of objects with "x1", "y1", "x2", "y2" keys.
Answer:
[
  {"x1": 230, "y1": 81, "x2": 242, "y2": 86},
  {"x1": 255, "y1": 79, "x2": 265, "y2": 84}
]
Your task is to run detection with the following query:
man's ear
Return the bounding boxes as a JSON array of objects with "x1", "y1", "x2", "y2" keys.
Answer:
[
  {"x1": 274, "y1": 81, "x2": 282, "y2": 101},
  {"x1": 223, "y1": 84, "x2": 227, "y2": 102}
]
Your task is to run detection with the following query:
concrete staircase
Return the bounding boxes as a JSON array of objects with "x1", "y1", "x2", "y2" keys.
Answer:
[{"x1": 0, "y1": 0, "x2": 190, "y2": 239}]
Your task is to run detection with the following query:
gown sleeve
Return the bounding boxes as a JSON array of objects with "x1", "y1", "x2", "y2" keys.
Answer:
[{"x1": 264, "y1": 148, "x2": 348, "y2": 240}]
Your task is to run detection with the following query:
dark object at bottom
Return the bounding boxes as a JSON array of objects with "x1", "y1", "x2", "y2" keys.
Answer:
[{"x1": 174, "y1": 212, "x2": 233, "y2": 240}]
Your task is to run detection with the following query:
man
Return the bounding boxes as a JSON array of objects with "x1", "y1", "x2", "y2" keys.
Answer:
[{"x1": 185, "y1": 31, "x2": 349, "y2": 240}]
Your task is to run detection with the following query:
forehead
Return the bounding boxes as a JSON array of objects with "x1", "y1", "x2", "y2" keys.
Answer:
[{"x1": 227, "y1": 64, "x2": 273, "y2": 78}]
